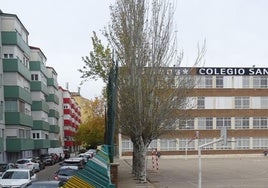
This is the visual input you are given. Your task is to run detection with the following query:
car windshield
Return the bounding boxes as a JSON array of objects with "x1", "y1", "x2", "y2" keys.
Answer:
[
  {"x1": 2, "y1": 171, "x2": 28, "y2": 179},
  {"x1": 62, "y1": 162, "x2": 79, "y2": 166},
  {"x1": 17, "y1": 160, "x2": 29, "y2": 164},
  {"x1": 58, "y1": 168, "x2": 77, "y2": 176},
  {"x1": 26, "y1": 182, "x2": 60, "y2": 188}
]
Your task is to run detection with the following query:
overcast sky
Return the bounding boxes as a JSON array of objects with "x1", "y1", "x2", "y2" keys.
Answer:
[{"x1": 1, "y1": 0, "x2": 268, "y2": 99}]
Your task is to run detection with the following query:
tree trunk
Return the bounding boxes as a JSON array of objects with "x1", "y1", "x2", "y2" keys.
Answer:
[
  {"x1": 138, "y1": 146, "x2": 147, "y2": 183},
  {"x1": 132, "y1": 136, "x2": 148, "y2": 183}
]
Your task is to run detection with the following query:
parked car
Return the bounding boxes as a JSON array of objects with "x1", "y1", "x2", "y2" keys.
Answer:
[
  {"x1": 25, "y1": 180, "x2": 64, "y2": 188},
  {"x1": 0, "y1": 168, "x2": 36, "y2": 187},
  {"x1": 54, "y1": 166, "x2": 79, "y2": 185},
  {"x1": 15, "y1": 158, "x2": 40, "y2": 173},
  {"x1": 40, "y1": 154, "x2": 55, "y2": 166},
  {"x1": 60, "y1": 157, "x2": 85, "y2": 169},
  {"x1": 85, "y1": 149, "x2": 96, "y2": 158},
  {"x1": 0, "y1": 163, "x2": 15, "y2": 175},
  {"x1": 77, "y1": 153, "x2": 92, "y2": 162},
  {"x1": 63, "y1": 150, "x2": 70, "y2": 159},
  {"x1": 50, "y1": 153, "x2": 60, "y2": 163},
  {"x1": 32, "y1": 157, "x2": 45, "y2": 170}
]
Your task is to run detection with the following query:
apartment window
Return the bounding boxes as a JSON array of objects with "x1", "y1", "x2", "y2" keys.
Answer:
[
  {"x1": 197, "y1": 76, "x2": 213, "y2": 88},
  {"x1": 205, "y1": 76, "x2": 213, "y2": 88},
  {"x1": 253, "y1": 76, "x2": 268, "y2": 88},
  {"x1": 253, "y1": 117, "x2": 268, "y2": 129},
  {"x1": 18, "y1": 129, "x2": 25, "y2": 138},
  {"x1": 179, "y1": 119, "x2": 194, "y2": 130},
  {"x1": 179, "y1": 139, "x2": 195, "y2": 150},
  {"x1": 242, "y1": 76, "x2": 250, "y2": 88},
  {"x1": 3, "y1": 54, "x2": 14, "y2": 58},
  {"x1": 122, "y1": 139, "x2": 133, "y2": 152},
  {"x1": 197, "y1": 117, "x2": 213, "y2": 130},
  {"x1": 31, "y1": 74, "x2": 39, "y2": 81},
  {"x1": 5, "y1": 100, "x2": 17, "y2": 112},
  {"x1": 235, "y1": 117, "x2": 249, "y2": 129},
  {"x1": 235, "y1": 97, "x2": 249, "y2": 109},
  {"x1": 216, "y1": 76, "x2": 224, "y2": 88},
  {"x1": 260, "y1": 97, "x2": 268, "y2": 109},
  {"x1": 19, "y1": 100, "x2": 25, "y2": 113},
  {"x1": 160, "y1": 139, "x2": 176, "y2": 151},
  {"x1": 235, "y1": 138, "x2": 250, "y2": 149},
  {"x1": 197, "y1": 97, "x2": 205, "y2": 109},
  {"x1": 252, "y1": 138, "x2": 268, "y2": 149},
  {"x1": 26, "y1": 130, "x2": 31, "y2": 138},
  {"x1": 32, "y1": 133, "x2": 40, "y2": 139},
  {"x1": 216, "y1": 117, "x2": 231, "y2": 129},
  {"x1": 33, "y1": 133, "x2": 40, "y2": 139}
]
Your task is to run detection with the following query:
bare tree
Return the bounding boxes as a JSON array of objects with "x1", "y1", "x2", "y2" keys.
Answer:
[{"x1": 105, "y1": 0, "x2": 205, "y2": 182}]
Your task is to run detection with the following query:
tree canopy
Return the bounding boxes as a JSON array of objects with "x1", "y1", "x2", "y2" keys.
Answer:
[{"x1": 74, "y1": 97, "x2": 106, "y2": 149}]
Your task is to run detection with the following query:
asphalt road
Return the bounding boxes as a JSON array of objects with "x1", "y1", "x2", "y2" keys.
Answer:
[
  {"x1": 36, "y1": 163, "x2": 60, "y2": 181},
  {"x1": 143, "y1": 156, "x2": 268, "y2": 188}
]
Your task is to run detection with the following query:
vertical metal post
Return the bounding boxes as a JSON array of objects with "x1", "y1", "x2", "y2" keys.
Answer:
[
  {"x1": 185, "y1": 143, "x2": 188, "y2": 160},
  {"x1": 198, "y1": 146, "x2": 202, "y2": 188}
]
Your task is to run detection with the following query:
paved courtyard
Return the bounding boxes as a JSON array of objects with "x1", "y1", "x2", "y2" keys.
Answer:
[{"x1": 138, "y1": 155, "x2": 268, "y2": 188}]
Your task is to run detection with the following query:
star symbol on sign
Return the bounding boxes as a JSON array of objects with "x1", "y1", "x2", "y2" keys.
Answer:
[{"x1": 182, "y1": 68, "x2": 189, "y2": 75}]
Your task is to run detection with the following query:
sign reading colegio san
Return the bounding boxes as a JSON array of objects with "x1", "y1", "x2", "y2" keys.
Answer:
[{"x1": 196, "y1": 67, "x2": 268, "y2": 76}]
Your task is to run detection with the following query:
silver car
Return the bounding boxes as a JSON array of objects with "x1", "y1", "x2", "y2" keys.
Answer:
[{"x1": 54, "y1": 166, "x2": 78, "y2": 184}]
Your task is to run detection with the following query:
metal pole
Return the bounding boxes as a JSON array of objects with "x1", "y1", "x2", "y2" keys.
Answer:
[
  {"x1": 198, "y1": 146, "x2": 202, "y2": 188},
  {"x1": 185, "y1": 143, "x2": 188, "y2": 160},
  {"x1": 197, "y1": 137, "x2": 223, "y2": 188}
]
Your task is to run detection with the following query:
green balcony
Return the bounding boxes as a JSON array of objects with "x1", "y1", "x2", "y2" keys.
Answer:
[
  {"x1": 5, "y1": 112, "x2": 33, "y2": 127},
  {"x1": 49, "y1": 124, "x2": 60, "y2": 133},
  {"x1": 1, "y1": 31, "x2": 31, "y2": 56},
  {"x1": 50, "y1": 140, "x2": 60, "y2": 148},
  {"x1": 46, "y1": 94, "x2": 59, "y2": 104},
  {"x1": 29, "y1": 61, "x2": 49, "y2": 78},
  {"x1": 34, "y1": 139, "x2": 50, "y2": 149},
  {"x1": 0, "y1": 138, "x2": 4, "y2": 152},
  {"x1": 30, "y1": 81, "x2": 49, "y2": 95},
  {"x1": 4, "y1": 86, "x2": 32, "y2": 104},
  {"x1": 3, "y1": 59, "x2": 31, "y2": 81},
  {"x1": 32, "y1": 120, "x2": 50, "y2": 131},
  {"x1": 48, "y1": 109, "x2": 60, "y2": 119},
  {"x1": 31, "y1": 101, "x2": 49, "y2": 113},
  {"x1": 6, "y1": 138, "x2": 34, "y2": 152},
  {"x1": 47, "y1": 78, "x2": 58, "y2": 89}
]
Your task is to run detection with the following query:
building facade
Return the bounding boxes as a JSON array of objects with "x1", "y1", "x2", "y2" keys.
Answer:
[
  {"x1": 0, "y1": 10, "x2": 81, "y2": 162},
  {"x1": 119, "y1": 67, "x2": 268, "y2": 157},
  {"x1": 59, "y1": 87, "x2": 81, "y2": 153}
]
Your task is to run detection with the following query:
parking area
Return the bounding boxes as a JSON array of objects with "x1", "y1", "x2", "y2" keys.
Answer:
[{"x1": 144, "y1": 156, "x2": 268, "y2": 188}]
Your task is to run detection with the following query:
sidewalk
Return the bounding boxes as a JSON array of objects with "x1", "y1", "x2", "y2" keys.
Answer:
[{"x1": 117, "y1": 159, "x2": 155, "y2": 188}]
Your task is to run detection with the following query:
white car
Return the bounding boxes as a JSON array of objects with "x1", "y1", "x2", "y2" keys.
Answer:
[
  {"x1": 15, "y1": 158, "x2": 40, "y2": 172},
  {"x1": 77, "y1": 153, "x2": 92, "y2": 162},
  {"x1": 0, "y1": 168, "x2": 36, "y2": 188}
]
